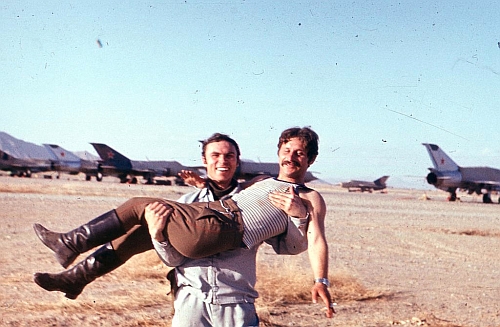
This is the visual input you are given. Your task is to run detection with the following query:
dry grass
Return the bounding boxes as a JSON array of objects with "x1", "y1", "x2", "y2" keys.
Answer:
[
  {"x1": 255, "y1": 264, "x2": 390, "y2": 306},
  {"x1": 3, "y1": 176, "x2": 499, "y2": 326},
  {"x1": 254, "y1": 261, "x2": 393, "y2": 327},
  {"x1": 2, "y1": 251, "x2": 383, "y2": 327},
  {"x1": 0, "y1": 175, "x2": 187, "y2": 199},
  {"x1": 442, "y1": 228, "x2": 500, "y2": 237}
]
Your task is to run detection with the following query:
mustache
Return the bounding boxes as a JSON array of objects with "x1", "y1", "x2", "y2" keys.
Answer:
[{"x1": 282, "y1": 159, "x2": 300, "y2": 167}]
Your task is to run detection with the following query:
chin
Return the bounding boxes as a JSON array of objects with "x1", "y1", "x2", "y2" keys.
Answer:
[{"x1": 215, "y1": 173, "x2": 232, "y2": 181}]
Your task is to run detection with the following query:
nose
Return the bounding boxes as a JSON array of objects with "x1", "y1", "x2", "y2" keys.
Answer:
[
  {"x1": 218, "y1": 154, "x2": 231, "y2": 165},
  {"x1": 285, "y1": 152, "x2": 297, "y2": 161}
]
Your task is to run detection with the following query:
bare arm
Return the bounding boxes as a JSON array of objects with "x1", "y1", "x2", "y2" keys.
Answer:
[
  {"x1": 178, "y1": 170, "x2": 207, "y2": 189},
  {"x1": 269, "y1": 186, "x2": 334, "y2": 318},
  {"x1": 305, "y1": 191, "x2": 334, "y2": 318}
]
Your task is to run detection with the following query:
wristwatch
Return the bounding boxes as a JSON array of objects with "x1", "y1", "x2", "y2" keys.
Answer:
[{"x1": 314, "y1": 278, "x2": 330, "y2": 287}]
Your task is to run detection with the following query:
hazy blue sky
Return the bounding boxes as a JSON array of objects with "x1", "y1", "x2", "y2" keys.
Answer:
[{"x1": 2, "y1": 1, "x2": 499, "y2": 188}]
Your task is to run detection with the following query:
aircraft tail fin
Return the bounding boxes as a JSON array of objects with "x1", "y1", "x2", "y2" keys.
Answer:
[
  {"x1": 374, "y1": 176, "x2": 389, "y2": 186},
  {"x1": 422, "y1": 143, "x2": 459, "y2": 171},
  {"x1": 43, "y1": 144, "x2": 82, "y2": 162},
  {"x1": 90, "y1": 143, "x2": 132, "y2": 169}
]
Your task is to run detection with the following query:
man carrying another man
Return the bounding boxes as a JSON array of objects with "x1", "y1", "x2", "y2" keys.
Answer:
[
  {"x1": 147, "y1": 126, "x2": 334, "y2": 326},
  {"x1": 33, "y1": 127, "x2": 334, "y2": 326}
]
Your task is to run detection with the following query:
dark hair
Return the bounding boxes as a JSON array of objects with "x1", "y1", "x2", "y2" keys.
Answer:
[
  {"x1": 201, "y1": 133, "x2": 241, "y2": 162},
  {"x1": 277, "y1": 126, "x2": 319, "y2": 163}
]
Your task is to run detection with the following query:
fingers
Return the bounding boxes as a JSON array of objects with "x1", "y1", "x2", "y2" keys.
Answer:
[
  {"x1": 144, "y1": 203, "x2": 173, "y2": 242},
  {"x1": 311, "y1": 284, "x2": 335, "y2": 318},
  {"x1": 321, "y1": 293, "x2": 335, "y2": 318},
  {"x1": 268, "y1": 189, "x2": 307, "y2": 218},
  {"x1": 146, "y1": 202, "x2": 172, "y2": 217},
  {"x1": 268, "y1": 193, "x2": 289, "y2": 212},
  {"x1": 328, "y1": 302, "x2": 336, "y2": 316}
]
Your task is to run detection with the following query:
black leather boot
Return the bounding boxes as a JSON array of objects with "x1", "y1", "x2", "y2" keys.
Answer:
[
  {"x1": 33, "y1": 210, "x2": 125, "y2": 268},
  {"x1": 33, "y1": 243, "x2": 122, "y2": 299}
]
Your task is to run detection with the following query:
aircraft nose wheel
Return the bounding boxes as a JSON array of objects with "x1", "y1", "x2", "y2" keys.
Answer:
[{"x1": 482, "y1": 193, "x2": 493, "y2": 203}]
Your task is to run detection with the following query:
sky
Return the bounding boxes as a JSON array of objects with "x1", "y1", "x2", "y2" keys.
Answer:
[{"x1": 2, "y1": 1, "x2": 500, "y2": 189}]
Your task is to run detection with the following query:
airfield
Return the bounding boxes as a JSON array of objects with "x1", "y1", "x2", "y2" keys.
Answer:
[{"x1": 1, "y1": 174, "x2": 499, "y2": 327}]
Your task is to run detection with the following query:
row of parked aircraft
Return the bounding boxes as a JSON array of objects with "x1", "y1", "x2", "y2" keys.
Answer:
[
  {"x1": 339, "y1": 143, "x2": 500, "y2": 203},
  {"x1": 2, "y1": 132, "x2": 500, "y2": 203},
  {"x1": 0, "y1": 132, "x2": 317, "y2": 185}
]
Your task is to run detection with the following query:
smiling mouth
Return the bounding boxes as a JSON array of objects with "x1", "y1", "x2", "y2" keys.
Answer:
[
  {"x1": 283, "y1": 160, "x2": 300, "y2": 168},
  {"x1": 217, "y1": 167, "x2": 229, "y2": 171}
]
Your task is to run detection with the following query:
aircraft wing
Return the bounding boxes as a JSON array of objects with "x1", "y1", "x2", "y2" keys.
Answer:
[{"x1": 461, "y1": 180, "x2": 500, "y2": 192}]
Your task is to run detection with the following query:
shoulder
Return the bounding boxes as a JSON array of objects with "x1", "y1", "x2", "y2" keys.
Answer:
[
  {"x1": 176, "y1": 188, "x2": 208, "y2": 203},
  {"x1": 240, "y1": 175, "x2": 272, "y2": 189},
  {"x1": 298, "y1": 188, "x2": 326, "y2": 214},
  {"x1": 298, "y1": 187, "x2": 323, "y2": 201}
]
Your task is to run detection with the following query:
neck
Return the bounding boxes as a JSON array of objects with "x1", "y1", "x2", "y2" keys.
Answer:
[
  {"x1": 208, "y1": 178, "x2": 235, "y2": 190},
  {"x1": 276, "y1": 174, "x2": 304, "y2": 184},
  {"x1": 207, "y1": 178, "x2": 238, "y2": 200}
]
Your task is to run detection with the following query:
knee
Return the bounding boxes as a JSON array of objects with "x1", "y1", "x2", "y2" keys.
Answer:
[{"x1": 115, "y1": 197, "x2": 155, "y2": 226}]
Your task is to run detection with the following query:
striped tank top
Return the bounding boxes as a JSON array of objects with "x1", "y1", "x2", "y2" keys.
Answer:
[{"x1": 231, "y1": 178, "x2": 297, "y2": 248}]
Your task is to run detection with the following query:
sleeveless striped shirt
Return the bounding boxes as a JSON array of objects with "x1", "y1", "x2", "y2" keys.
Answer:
[{"x1": 231, "y1": 178, "x2": 298, "y2": 248}]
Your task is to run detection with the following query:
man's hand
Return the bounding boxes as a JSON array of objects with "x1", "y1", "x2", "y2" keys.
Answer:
[
  {"x1": 144, "y1": 202, "x2": 173, "y2": 242},
  {"x1": 178, "y1": 170, "x2": 206, "y2": 188},
  {"x1": 311, "y1": 282, "x2": 335, "y2": 318},
  {"x1": 268, "y1": 185, "x2": 308, "y2": 218}
]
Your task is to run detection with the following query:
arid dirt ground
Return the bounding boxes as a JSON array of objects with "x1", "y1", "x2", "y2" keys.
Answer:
[{"x1": 1, "y1": 175, "x2": 499, "y2": 327}]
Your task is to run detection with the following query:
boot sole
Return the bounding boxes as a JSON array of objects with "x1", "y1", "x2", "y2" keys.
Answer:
[{"x1": 33, "y1": 273, "x2": 81, "y2": 300}]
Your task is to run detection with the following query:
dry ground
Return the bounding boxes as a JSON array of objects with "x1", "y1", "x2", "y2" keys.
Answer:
[{"x1": 0, "y1": 175, "x2": 499, "y2": 326}]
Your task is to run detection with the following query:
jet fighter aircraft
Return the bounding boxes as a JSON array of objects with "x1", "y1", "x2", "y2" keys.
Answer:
[
  {"x1": 341, "y1": 176, "x2": 389, "y2": 192},
  {"x1": 43, "y1": 144, "x2": 103, "y2": 181},
  {"x1": 0, "y1": 132, "x2": 53, "y2": 177},
  {"x1": 423, "y1": 143, "x2": 500, "y2": 203},
  {"x1": 91, "y1": 143, "x2": 193, "y2": 184}
]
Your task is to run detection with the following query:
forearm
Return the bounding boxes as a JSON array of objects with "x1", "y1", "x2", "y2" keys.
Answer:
[
  {"x1": 152, "y1": 239, "x2": 186, "y2": 267},
  {"x1": 308, "y1": 236, "x2": 329, "y2": 279}
]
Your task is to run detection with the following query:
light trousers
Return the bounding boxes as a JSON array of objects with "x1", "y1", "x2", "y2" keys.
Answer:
[{"x1": 172, "y1": 290, "x2": 259, "y2": 327}]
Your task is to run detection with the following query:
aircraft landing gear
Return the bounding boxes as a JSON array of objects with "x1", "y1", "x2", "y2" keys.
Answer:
[{"x1": 482, "y1": 193, "x2": 493, "y2": 203}]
